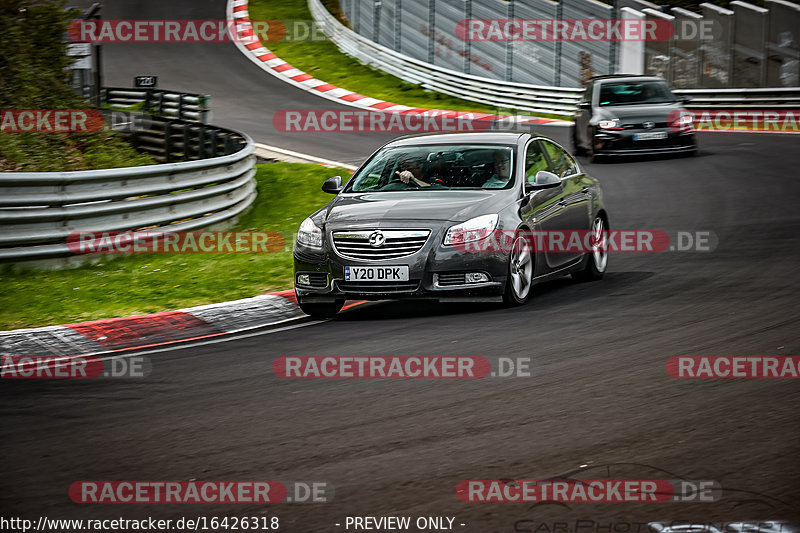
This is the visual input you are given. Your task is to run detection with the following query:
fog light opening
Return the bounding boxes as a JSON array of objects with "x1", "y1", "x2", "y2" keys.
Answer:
[{"x1": 466, "y1": 272, "x2": 490, "y2": 284}]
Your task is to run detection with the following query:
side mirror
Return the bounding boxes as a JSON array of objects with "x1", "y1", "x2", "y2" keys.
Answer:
[
  {"x1": 525, "y1": 171, "x2": 561, "y2": 192},
  {"x1": 322, "y1": 176, "x2": 343, "y2": 194},
  {"x1": 578, "y1": 102, "x2": 592, "y2": 110}
]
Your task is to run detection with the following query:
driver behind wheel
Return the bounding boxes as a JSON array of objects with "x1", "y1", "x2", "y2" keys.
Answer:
[{"x1": 395, "y1": 155, "x2": 431, "y2": 187}]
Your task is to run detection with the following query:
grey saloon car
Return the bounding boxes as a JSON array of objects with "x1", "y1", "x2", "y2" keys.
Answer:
[
  {"x1": 572, "y1": 75, "x2": 697, "y2": 161},
  {"x1": 293, "y1": 131, "x2": 609, "y2": 318}
]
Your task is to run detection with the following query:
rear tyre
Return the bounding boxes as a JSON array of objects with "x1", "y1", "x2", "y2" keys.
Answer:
[
  {"x1": 503, "y1": 231, "x2": 534, "y2": 306},
  {"x1": 573, "y1": 215, "x2": 608, "y2": 282},
  {"x1": 298, "y1": 299, "x2": 344, "y2": 318}
]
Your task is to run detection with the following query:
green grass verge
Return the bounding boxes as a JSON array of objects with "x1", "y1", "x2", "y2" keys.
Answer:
[
  {"x1": 0, "y1": 163, "x2": 344, "y2": 330},
  {"x1": 247, "y1": 0, "x2": 566, "y2": 120},
  {"x1": 0, "y1": 130, "x2": 156, "y2": 172}
]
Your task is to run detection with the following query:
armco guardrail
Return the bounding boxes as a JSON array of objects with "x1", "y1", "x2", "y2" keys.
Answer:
[
  {"x1": 675, "y1": 87, "x2": 800, "y2": 109},
  {"x1": 105, "y1": 87, "x2": 210, "y2": 123},
  {"x1": 309, "y1": 0, "x2": 800, "y2": 116},
  {"x1": 123, "y1": 114, "x2": 248, "y2": 164},
  {"x1": 0, "y1": 119, "x2": 256, "y2": 263}
]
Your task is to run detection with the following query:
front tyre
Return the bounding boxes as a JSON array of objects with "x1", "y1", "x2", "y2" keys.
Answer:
[
  {"x1": 571, "y1": 125, "x2": 586, "y2": 156},
  {"x1": 588, "y1": 137, "x2": 600, "y2": 163},
  {"x1": 298, "y1": 299, "x2": 344, "y2": 318},
  {"x1": 503, "y1": 232, "x2": 534, "y2": 306},
  {"x1": 573, "y1": 215, "x2": 608, "y2": 282}
]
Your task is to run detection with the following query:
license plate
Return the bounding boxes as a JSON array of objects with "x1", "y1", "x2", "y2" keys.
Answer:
[
  {"x1": 633, "y1": 132, "x2": 668, "y2": 141},
  {"x1": 344, "y1": 266, "x2": 409, "y2": 281}
]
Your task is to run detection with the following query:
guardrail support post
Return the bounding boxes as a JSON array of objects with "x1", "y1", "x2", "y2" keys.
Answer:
[
  {"x1": 197, "y1": 126, "x2": 205, "y2": 160},
  {"x1": 182, "y1": 124, "x2": 190, "y2": 161},
  {"x1": 164, "y1": 121, "x2": 172, "y2": 163},
  {"x1": 504, "y1": 0, "x2": 513, "y2": 81},
  {"x1": 427, "y1": 0, "x2": 436, "y2": 64},
  {"x1": 394, "y1": 0, "x2": 402, "y2": 52}
]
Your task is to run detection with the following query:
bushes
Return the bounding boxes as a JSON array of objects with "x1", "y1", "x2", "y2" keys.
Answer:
[{"x1": 0, "y1": 0, "x2": 154, "y2": 171}]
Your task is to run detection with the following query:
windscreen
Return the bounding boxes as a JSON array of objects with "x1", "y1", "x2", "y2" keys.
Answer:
[
  {"x1": 348, "y1": 144, "x2": 515, "y2": 192},
  {"x1": 598, "y1": 81, "x2": 677, "y2": 106}
]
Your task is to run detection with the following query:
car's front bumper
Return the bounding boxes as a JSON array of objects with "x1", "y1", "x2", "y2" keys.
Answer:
[
  {"x1": 593, "y1": 128, "x2": 696, "y2": 156},
  {"x1": 293, "y1": 237, "x2": 509, "y2": 303}
]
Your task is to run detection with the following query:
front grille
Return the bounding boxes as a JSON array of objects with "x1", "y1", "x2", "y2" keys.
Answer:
[
  {"x1": 332, "y1": 230, "x2": 430, "y2": 261},
  {"x1": 623, "y1": 121, "x2": 668, "y2": 130},
  {"x1": 337, "y1": 281, "x2": 420, "y2": 293},
  {"x1": 437, "y1": 272, "x2": 466, "y2": 286}
]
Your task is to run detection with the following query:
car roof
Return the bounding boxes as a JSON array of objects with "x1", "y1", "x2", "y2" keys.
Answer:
[
  {"x1": 590, "y1": 74, "x2": 667, "y2": 84},
  {"x1": 385, "y1": 131, "x2": 535, "y2": 147}
]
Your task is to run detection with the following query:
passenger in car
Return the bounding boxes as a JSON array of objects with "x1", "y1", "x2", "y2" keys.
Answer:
[{"x1": 482, "y1": 150, "x2": 512, "y2": 188}]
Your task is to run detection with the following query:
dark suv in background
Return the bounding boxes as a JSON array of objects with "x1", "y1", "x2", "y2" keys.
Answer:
[{"x1": 572, "y1": 75, "x2": 697, "y2": 161}]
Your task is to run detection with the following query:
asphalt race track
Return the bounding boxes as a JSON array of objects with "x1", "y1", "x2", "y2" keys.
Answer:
[{"x1": 2, "y1": 0, "x2": 799, "y2": 529}]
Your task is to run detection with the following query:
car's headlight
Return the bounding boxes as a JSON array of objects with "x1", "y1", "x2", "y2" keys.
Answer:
[
  {"x1": 444, "y1": 214, "x2": 499, "y2": 246},
  {"x1": 598, "y1": 119, "x2": 621, "y2": 130},
  {"x1": 297, "y1": 217, "x2": 323, "y2": 248},
  {"x1": 675, "y1": 112, "x2": 693, "y2": 130}
]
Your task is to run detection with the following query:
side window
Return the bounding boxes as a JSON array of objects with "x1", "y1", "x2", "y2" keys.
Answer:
[
  {"x1": 540, "y1": 140, "x2": 576, "y2": 178},
  {"x1": 524, "y1": 140, "x2": 548, "y2": 183},
  {"x1": 583, "y1": 83, "x2": 593, "y2": 105}
]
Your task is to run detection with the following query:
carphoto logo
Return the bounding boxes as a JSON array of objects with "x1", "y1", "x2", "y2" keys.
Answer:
[
  {"x1": 273, "y1": 110, "x2": 531, "y2": 133},
  {"x1": 668, "y1": 110, "x2": 800, "y2": 133},
  {"x1": 667, "y1": 356, "x2": 800, "y2": 379},
  {"x1": 0, "y1": 355, "x2": 151, "y2": 379},
  {"x1": 66, "y1": 231, "x2": 286, "y2": 254},
  {"x1": 515, "y1": 516, "x2": 793, "y2": 533},
  {"x1": 0, "y1": 110, "x2": 104, "y2": 133},
  {"x1": 456, "y1": 18, "x2": 674, "y2": 42},
  {"x1": 273, "y1": 356, "x2": 532, "y2": 379},
  {"x1": 457, "y1": 479, "x2": 721, "y2": 503}
]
